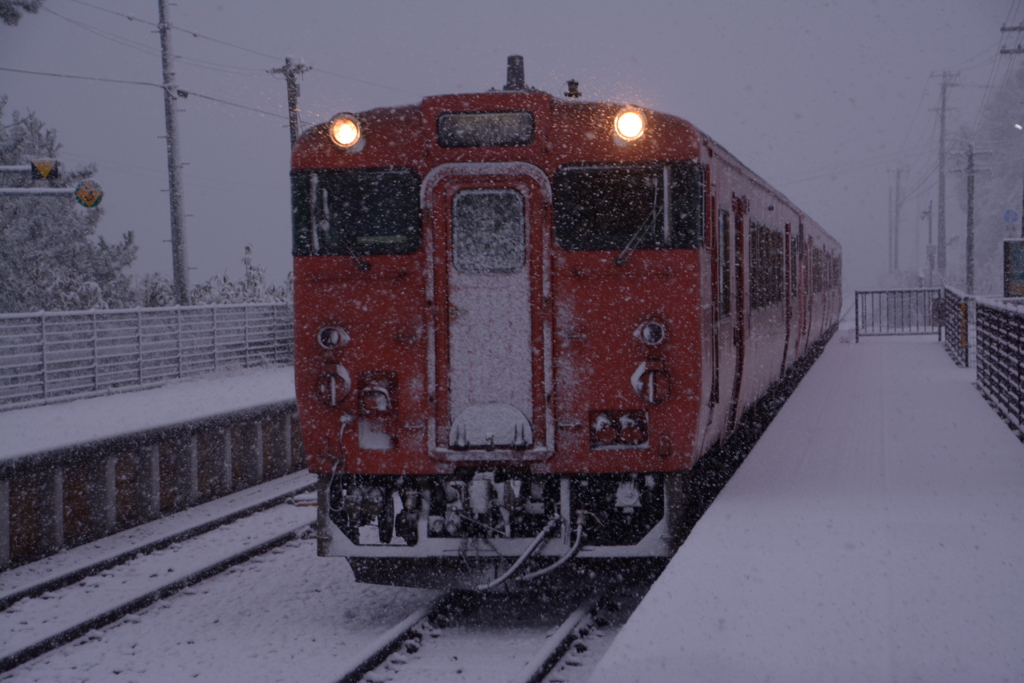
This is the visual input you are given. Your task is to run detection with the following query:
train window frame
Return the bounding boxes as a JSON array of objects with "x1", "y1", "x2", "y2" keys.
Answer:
[
  {"x1": 552, "y1": 161, "x2": 705, "y2": 253},
  {"x1": 719, "y1": 209, "x2": 731, "y2": 315},
  {"x1": 290, "y1": 167, "x2": 422, "y2": 257}
]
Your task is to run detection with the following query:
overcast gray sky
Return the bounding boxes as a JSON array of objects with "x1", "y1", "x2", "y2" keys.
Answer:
[{"x1": 0, "y1": 0, "x2": 1014, "y2": 293}]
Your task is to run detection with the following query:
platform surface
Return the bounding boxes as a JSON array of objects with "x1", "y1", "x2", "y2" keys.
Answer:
[
  {"x1": 0, "y1": 366, "x2": 295, "y2": 463},
  {"x1": 591, "y1": 335, "x2": 1024, "y2": 683}
]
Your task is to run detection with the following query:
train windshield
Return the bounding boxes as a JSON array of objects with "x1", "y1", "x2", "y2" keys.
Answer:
[
  {"x1": 291, "y1": 168, "x2": 421, "y2": 256},
  {"x1": 552, "y1": 161, "x2": 704, "y2": 252}
]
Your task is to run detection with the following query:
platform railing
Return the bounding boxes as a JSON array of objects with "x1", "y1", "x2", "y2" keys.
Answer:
[
  {"x1": 0, "y1": 304, "x2": 293, "y2": 411},
  {"x1": 854, "y1": 289, "x2": 942, "y2": 342},
  {"x1": 975, "y1": 298, "x2": 1024, "y2": 438},
  {"x1": 940, "y1": 287, "x2": 973, "y2": 367}
]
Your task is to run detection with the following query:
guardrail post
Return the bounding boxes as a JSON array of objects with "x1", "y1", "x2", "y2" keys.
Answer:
[
  {"x1": 855, "y1": 293, "x2": 860, "y2": 342},
  {"x1": 0, "y1": 480, "x2": 10, "y2": 569}
]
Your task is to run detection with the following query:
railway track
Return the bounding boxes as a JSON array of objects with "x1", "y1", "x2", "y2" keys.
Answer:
[
  {"x1": 337, "y1": 580, "x2": 650, "y2": 683},
  {"x1": 0, "y1": 473, "x2": 316, "y2": 674}
]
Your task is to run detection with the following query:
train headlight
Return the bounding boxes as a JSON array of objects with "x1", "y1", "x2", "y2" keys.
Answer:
[
  {"x1": 614, "y1": 108, "x2": 646, "y2": 142},
  {"x1": 635, "y1": 320, "x2": 666, "y2": 346},
  {"x1": 329, "y1": 114, "x2": 361, "y2": 148},
  {"x1": 318, "y1": 325, "x2": 350, "y2": 349}
]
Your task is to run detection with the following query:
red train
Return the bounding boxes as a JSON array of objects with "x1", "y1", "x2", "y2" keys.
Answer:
[{"x1": 291, "y1": 57, "x2": 841, "y2": 589}]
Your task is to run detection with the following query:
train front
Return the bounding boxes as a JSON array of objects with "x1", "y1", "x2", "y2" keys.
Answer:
[{"x1": 291, "y1": 60, "x2": 707, "y2": 589}]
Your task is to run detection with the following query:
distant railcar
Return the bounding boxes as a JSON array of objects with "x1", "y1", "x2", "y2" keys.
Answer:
[{"x1": 290, "y1": 57, "x2": 841, "y2": 589}]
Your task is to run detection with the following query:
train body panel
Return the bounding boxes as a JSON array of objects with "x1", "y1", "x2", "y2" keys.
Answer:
[{"x1": 291, "y1": 65, "x2": 840, "y2": 587}]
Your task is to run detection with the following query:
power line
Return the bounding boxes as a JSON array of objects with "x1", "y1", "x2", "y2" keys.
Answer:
[
  {"x1": 67, "y1": 0, "x2": 156, "y2": 25},
  {"x1": 180, "y1": 89, "x2": 288, "y2": 120},
  {"x1": 67, "y1": 0, "x2": 281, "y2": 60},
  {"x1": 65, "y1": 0, "x2": 421, "y2": 98},
  {"x1": 0, "y1": 67, "x2": 288, "y2": 120},
  {"x1": 312, "y1": 66, "x2": 425, "y2": 97},
  {"x1": 41, "y1": 5, "x2": 161, "y2": 58},
  {"x1": 46, "y1": 4, "x2": 269, "y2": 77},
  {"x1": 0, "y1": 65, "x2": 161, "y2": 89}
]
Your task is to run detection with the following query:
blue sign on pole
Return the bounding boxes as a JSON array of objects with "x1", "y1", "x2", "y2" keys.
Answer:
[{"x1": 1004, "y1": 209, "x2": 1019, "y2": 224}]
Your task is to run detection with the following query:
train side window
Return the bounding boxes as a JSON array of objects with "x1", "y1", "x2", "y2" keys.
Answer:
[
  {"x1": 552, "y1": 161, "x2": 704, "y2": 252},
  {"x1": 719, "y1": 209, "x2": 731, "y2": 315},
  {"x1": 451, "y1": 189, "x2": 525, "y2": 274},
  {"x1": 295, "y1": 167, "x2": 421, "y2": 257},
  {"x1": 790, "y1": 236, "x2": 798, "y2": 296}
]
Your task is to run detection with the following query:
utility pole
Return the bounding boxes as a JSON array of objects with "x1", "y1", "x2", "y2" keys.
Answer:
[
  {"x1": 923, "y1": 201, "x2": 934, "y2": 288},
  {"x1": 888, "y1": 186, "x2": 894, "y2": 272},
  {"x1": 158, "y1": 0, "x2": 189, "y2": 306},
  {"x1": 269, "y1": 57, "x2": 311, "y2": 147},
  {"x1": 937, "y1": 71, "x2": 956, "y2": 279},
  {"x1": 894, "y1": 168, "x2": 902, "y2": 272},
  {"x1": 966, "y1": 144, "x2": 975, "y2": 295}
]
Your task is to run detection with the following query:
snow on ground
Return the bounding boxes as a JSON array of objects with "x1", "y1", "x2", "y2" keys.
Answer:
[
  {"x1": 590, "y1": 336, "x2": 1024, "y2": 683},
  {"x1": 0, "y1": 471, "x2": 315, "y2": 609},
  {"x1": 2, "y1": 532, "x2": 437, "y2": 683},
  {"x1": 0, "y1": 503, "x2": 313, "y2": 662},
  {"x1": 0, "y1": 366, "x2": 295, "y2": 463}
]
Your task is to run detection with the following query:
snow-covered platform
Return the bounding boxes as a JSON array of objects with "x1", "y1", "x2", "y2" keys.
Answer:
[
  {"x1": 0, "y1": 366, "x2": 296, "y2": 464},
  {"x1": 591, "y1": 335, "x2": 1024, "y2": 683}
]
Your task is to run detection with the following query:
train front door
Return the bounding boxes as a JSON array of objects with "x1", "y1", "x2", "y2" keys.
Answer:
[{"x1": 424, "y1": 165, "x2": 552, "y2": 460}]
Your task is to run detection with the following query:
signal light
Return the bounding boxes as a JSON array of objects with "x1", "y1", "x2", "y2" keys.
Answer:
[
  {"x1": 329, "y1": 114, "x2": 361, "y2": 148},
  {"x1": 614, "y1": 108, "x2": 646, "y2": 142}
]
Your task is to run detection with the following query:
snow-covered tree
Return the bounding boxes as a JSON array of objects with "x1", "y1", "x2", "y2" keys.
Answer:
[
  {"x1": 188, "y1": 245, "x2": 292, "y2": 305},
  {"x1": 0, "y1": 97, "x2": 138, "y2": 312},
  {"x1": 961, "y1": 66, "x2": 1024, "y2": 295},
  {"x1": 0, "y1": 0, "x2": 42, "y2": 26}
]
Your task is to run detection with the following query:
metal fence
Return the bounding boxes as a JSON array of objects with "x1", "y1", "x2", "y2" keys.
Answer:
[
  {"x1": 976, "y1": 298, "x2": 1024, "y2": 437},
  {"x1": 941, "y1": 287, "x2": 973, "y2": 368},
  {"x1": 0, "y1": 304, "x2": 293, "y2": 410},
  {"x1": 854, "y1": 289, "x2": 943, "y2": 342}
]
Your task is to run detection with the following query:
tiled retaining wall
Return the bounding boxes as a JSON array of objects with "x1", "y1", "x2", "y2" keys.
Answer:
[{"x1": 0, "y1": 401, "x2": 303, "y2": 569}]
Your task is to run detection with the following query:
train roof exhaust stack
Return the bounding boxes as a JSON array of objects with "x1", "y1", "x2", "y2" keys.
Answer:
[{"x1": 505, "y1": 55, "x2": 525, "y2": 91}]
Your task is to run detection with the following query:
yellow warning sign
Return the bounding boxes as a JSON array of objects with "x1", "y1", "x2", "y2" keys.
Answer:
[
  {"x1": 30, "y1": 159, "x2": 59, "y2": 180},
  {"x1": 74, "y1": 180, "x2": 103, "y2": 208}
]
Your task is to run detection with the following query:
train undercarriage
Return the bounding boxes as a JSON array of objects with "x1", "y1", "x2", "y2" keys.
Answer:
[{"x1": 317, "y1": 470, "x2": 690, "y2": 590}]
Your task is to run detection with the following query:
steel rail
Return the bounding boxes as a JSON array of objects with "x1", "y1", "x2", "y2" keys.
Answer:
[
  {"x1": 507, "y1": 591, "x2": 602, "y2": 683},
  {"x1": 0, "y1": 520, "x2": 312, "y2": 674},
  {"x1": 0, "y1": 477, "x2": 314, "y2": 611},
  {"x1": 334, "y1": 590, "x2": 459, "y2": 683}
]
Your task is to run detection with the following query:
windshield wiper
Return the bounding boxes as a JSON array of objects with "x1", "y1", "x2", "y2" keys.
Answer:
[
  {"x1": 319, "y1": 188, "x2": 370, "y2": 271},
  {"x1": 614, "y1": 181, "x2": 662, "y2": 266}
]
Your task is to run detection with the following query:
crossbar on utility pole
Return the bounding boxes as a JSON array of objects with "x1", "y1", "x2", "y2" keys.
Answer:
[
  {"x1": 158, "y1": 0, "x2": 189, "y2": 306},
  {"x1": 269, "y1": 57, "x2": 311, "y2": 147}
]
